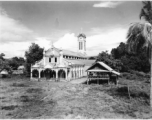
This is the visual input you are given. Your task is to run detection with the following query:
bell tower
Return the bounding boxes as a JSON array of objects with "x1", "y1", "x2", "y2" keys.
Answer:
[{"x1": 77, "y1": 33, "x2": 86, "y2": 54}]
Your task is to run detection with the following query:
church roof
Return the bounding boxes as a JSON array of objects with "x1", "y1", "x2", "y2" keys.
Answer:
[
  {"x1": 62, "y1": 49, "x2": 87, "y2": 58},
  {"x1": 64, "y1": 59, "x2": 95, "y2": 66},
  {"x1": 78, "y1": 33, "x2": 86, "y2": 38},
  {"x1": 46, "y1": 46, "x2": 87, "y2": 58}
]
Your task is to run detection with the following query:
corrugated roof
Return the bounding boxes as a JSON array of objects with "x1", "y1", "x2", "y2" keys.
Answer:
[
  {"x1": 0, "y1": 70, "x2": 8, "y2": 74},
  {"x1": 87, "y1": 62, "x2": 120, "y2": 76},
  {"x1": 98, "y1": 62, "x2": 113, "y2": 71}
]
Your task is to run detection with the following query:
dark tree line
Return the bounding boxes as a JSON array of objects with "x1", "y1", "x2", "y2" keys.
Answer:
[
  {"x1": 0, "y1": 53, "x2": 25, "y2": 73},
  {"x1": 96, "y1": 42, "x2": 150, "y2": 73}
]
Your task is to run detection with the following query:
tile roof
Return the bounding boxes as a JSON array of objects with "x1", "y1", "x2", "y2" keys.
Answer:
[
  {"x1": 62, "y1": 49, "x2": 87, "y2": 57},
  {"x1": 64, "y1": 59, "x2": 95, "y2": 66},
  {"x1": 46, "y1": 46, "x2": 87, "y2": 58}
]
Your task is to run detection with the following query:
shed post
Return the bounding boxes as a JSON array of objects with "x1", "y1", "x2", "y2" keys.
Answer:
[
  {"x1": 31, "y1": 68, "x2": 33, "y2": 80},
  {"x1": 87, "y1": 71, "x2": 89, "y2": 85}
]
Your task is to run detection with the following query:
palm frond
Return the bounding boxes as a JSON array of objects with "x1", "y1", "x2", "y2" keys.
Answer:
[
  {"x1": 140, "y1": 1, "x2": 152, "y2": 24},
  {"x1": 126, "y1": 22, "x2": 152, "y2": 60}
]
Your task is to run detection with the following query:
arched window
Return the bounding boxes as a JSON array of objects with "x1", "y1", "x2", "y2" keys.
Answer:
[
  {"x1": 58, "y1": 69, "x2": 66, "y2": 79},
  {"x1": 32, "y1": 69, "x2": 39, "y2": 78},
  {"x1": 49, "y1": 58, "x2": 51, "y2": 62},
  {"x1": 55, "y1": 57, "x2": 57, "y2": 62}
]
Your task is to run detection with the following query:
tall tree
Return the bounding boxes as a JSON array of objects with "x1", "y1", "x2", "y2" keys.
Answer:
[
  {"x1": 25, "y1": 43, "x2": 43, "y2": 76},
  {"x1": 8, "y1": 57, "x2": 25, "y2": 70},
  {"x1": 97, "y1": 51, "x2": 122, "y2": 71},
  {"x1": 126, "y1": 1, "x2": 152, "y2": 108},
  {"x1": 0, "y1": 53, "x2": 12, "y2": 73}
]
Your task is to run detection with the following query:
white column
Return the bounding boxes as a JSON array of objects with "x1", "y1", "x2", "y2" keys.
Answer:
[
  {"x1": 78, "y1": 67, "x2": 80, "y2": 78},
  {"x1": 43, "y1": 49, "x2": 45, "y2": 66},
  {"x1": 82, "y1": 67, "x2": 84, "y2": 77},
  {"x1": 38, "y1": 69, "x2": 41, "y2": 79},
  {"x1": 31, "y1": 68, "x2": 33, "y2": 79},
  {"x1": 73, "y1": 70, "x2": 75, "y2": 79},
  {"x1": 81, "y1": 67, "x2": 83, "y2": 77},
  {"x1": 55, "y1": 69, "x2": 58, "y2": 82},
  {"x1": 65, "y1": 69, "x2": 67, "y2": 80},
  {"x1": 59, "y1": 50, "x2": 63, "y2": 65}
]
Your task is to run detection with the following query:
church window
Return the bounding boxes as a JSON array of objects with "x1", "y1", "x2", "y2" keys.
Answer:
[
  {"x1": 55, "y1": 57, "x2": 57, "y2": 62},
  {"x1": 80, "y1": 42, "x2": 81, "y2": 50},
  {"x1": 49, "y1": 58, "x2": 51, "y2": 62}
]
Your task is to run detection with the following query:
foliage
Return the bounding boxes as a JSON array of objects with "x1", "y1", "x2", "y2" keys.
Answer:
[
  {"x1": 0, "y1": 53, "x2": 12, "y2": 73},
  {"x1": 111, "y1": 42, "x2": 150, "y2": 73},
  {"x1": 25, "y1": 43, "x2": 44, "y2": 76},
  {"x1": 8, "y1": 57, "x2": 25, "y2": 70},
  {"x1": 88, "y1": 56, "x2": 97, "y2": 60},
  {"x1": 126, "y1": 1, "x2": 152, "y2": 61},
  {"x1": 140, "y1": 1, "x2": 152, "y2": 24},
  {"x1": 96, "y1": 51, "x2": 122, "y2": 71}
]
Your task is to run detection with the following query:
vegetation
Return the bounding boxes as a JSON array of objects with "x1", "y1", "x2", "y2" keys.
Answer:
[
  {"x1": 126, "y1": 1, "x2": 152, "y2": 108},
  {"x1": 0, "y1": 76, "x2": 151, "y2": 119},
  {"x1": 111, "y1": 42, "x2": 150, "y2": 72},
  {"x1": 25, "y1": 43, "x2": 44, "y2": 76},
  {"x1": 96, "y1": 51, "x2": 122, "y2": 71},
  {"x1": 0, "y1": 53, "x2": 25, "y2": 74}
]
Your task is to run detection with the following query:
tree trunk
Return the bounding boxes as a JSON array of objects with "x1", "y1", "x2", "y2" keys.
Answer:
[{"x1": 150, "y1": 49, "x2": 152, "y2": 109}]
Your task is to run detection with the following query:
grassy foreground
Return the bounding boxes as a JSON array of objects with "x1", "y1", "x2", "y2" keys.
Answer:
[{"x1": 0, "y1": 74, "x2": 152, "y2": 119}]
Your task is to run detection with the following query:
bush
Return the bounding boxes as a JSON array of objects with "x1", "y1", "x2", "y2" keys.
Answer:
[
  {"x1": 107, "y1": 85, "x2": 150, "y2": 102},
  {"x1": 122, "y1": 72, "x2": 138, "y2": 80},
  {"x1": 130, "y1": 70, "x2": 146, "y2": 77}
]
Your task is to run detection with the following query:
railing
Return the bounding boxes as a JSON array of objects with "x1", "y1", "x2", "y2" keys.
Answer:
[{"x1": 88, "y1": 75, "x2": 109, "y2": 80}]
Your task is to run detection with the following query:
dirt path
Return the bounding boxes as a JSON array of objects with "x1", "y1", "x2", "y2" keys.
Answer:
[
  {"x1": 0, "y1": 78, "x2": 151, "y2": 119},
  {"x1": 70, "y1": 77, "x2": 87, "y2": 84}
]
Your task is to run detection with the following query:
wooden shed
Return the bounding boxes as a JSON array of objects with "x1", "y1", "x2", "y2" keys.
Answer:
[{"x1": 86, "y1": 62, "x2": 120, "y2": 85}]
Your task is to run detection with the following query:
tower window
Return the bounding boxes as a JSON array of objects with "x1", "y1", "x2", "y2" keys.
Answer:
[
  {"x1": 80, "y1": 42, "x2": 81, "y2": 50},
  {"x1": 79, "y1": 42, "x2": 80, "y2": 50},
  {"x1": 49, "y1": 58, "x2": 51, "y2": 62},
  {"x1": 55, "y1": 57, "x2": 57, "y2": 62},
  {"x1": 79, "y1": 42, "x2": 82, "y2": 50}
]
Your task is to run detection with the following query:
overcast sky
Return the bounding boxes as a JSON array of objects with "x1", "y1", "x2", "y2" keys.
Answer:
[{"x1": 0, "y1": 1, "x2": 143, "y2": 58}]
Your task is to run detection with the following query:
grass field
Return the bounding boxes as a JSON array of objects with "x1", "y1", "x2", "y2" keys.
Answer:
[{"x1": 0, "y1": 74, "x2": 152, "y2": 119}]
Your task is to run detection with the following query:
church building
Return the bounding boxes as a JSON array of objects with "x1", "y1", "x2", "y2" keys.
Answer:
[{"x1": 31, "y1": 33, "x2": 95, "y2": 81}]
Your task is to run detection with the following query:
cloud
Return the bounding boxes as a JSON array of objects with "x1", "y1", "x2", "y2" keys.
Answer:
[
  {"x1": 35, "y1": 37, "x2": 52, "y2": 50},
  {"x1": 54, "y1": 27, "x2": 127, "y2": 56},
  {"x1": 0, "y1": 7, "x2": 35, "y2": 44},
  {"x1": 93, "y1": 1, "x2": 123, "y2": 8},
  {"x1": 0, "y1": 37, "x2": 52, "y2": 58},
  {"x1": 0, "y1": 42, "x2": 31, "y2": 58},
  {"x1": 54, "y1": 33, "x2": 78, "y2": 51}
]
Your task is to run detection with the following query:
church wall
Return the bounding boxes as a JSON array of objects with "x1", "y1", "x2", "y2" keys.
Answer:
[{"x1": 45, "y1": 56, "x2": 60, "y2": 65}]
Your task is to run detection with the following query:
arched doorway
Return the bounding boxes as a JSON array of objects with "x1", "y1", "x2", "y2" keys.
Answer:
[
  {"x1": 67, "y1": 68, "x2": 70, "y2": 79},
  {"x1": 40, "y1": 70, "x2": 45, "y2": 78},
  {"x1": 71, "y1": 71, "x2": 73, "y2": 79},
  {"x1": 58, "y1": 69, "x2": 66, "y2": 80},
  {"x1": 52, "y1": 70, "x2": 56, "y2": 79},
  {"x1": 44, "y1": 69, "x2": 52, "y2": 79},
  {"x1": 32, "y1": 69, "x2": 39, "y2": 78}
]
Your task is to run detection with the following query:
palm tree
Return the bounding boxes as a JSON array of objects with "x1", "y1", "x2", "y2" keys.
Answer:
[{"x1": 126, "y1": 1, "x2": 152, "y2": 108}]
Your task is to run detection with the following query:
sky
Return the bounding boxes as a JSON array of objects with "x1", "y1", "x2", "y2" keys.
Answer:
[{"x1": 0, "y1": 1, "x2": 144, "y2": 58}]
